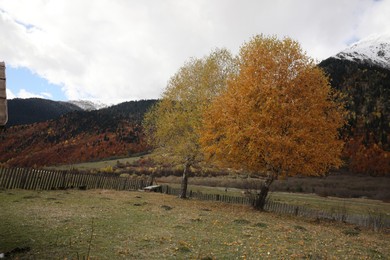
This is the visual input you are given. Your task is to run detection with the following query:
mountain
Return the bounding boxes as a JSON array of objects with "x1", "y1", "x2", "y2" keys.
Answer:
[
  {"x1": 68, "y1": 100, "x2": 108, "y2": 111},
  {"x1": 7, "y1": 98, "x2": 111, "y2": 127},
  {"x1": 0, "y1": 99, "x2": 157, "y2": 167},
  {"x1": 319, "y1": 34, "x2": 390, "y2": 175},
  {"x1": 7, "y1": 98, "x2": 82, "y2": 127},
  {"x1": 333, "y1": 33, "x2": 390, "y2": 70}
]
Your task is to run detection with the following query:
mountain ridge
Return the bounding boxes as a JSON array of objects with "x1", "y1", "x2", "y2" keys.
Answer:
[
  {"x1": 319, "y1": 35, "x2": 389, "y2": 175},
  {"x1": 6, "y1": 98, "x2": 113, "y2": 126},
  {"x1": 7, "y1": 98, "x2": 82, "y2": 126},
  {"x1": 68, "y1": 100, "x2": 108, "y2": 111},
  {"x1": 332, "y1": 33, "x2": 390, "y2": 70}
]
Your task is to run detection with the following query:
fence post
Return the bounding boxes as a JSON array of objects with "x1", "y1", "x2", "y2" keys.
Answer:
[
  {"x1": 0, "y1": 168, "x2": 4, "y2": 187},
  {"x1": 9, "y1": 168, "x2": 19, "y2": 189},
  {"x1": 5, "y1": 168, "x2": 14, "y2": 189},
  {"x1": 61, "y1": 171, "x2": 66, "y2": 188},
  {"x1": 21, "y1": 168, "x2": 29, "y2": 189}
]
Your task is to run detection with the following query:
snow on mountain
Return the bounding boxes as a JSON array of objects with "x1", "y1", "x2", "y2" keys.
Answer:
[
  {"x1": 68, "y1": 100, "x2": 108, "y2": 111},
  {"x1": 333, "y1": 33, "x2": 390, "y2": 70}
]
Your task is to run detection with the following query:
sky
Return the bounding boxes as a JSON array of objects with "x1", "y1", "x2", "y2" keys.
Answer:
[{"x1": 0, "y1": 0, "x2": 389, "y2": 104}]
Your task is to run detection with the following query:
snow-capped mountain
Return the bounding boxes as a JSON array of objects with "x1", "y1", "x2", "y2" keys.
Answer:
[
  {"x1": 319, "y1": 34, "x2": 390, "y2": 175},
  {"x1": 68, "y1": 100, "x2": 108, "y2": 111},
  {"x1": 333, "y1": 33, "x2": 390, "y2": 70}
]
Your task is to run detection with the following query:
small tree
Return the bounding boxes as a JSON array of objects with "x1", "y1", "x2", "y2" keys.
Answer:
[
  {"x1": 143, "y1": 49, "x2": 236, "y2": 198},
  {"x1": 200, "y1": 35, "x2": 347, "y2": 209}
]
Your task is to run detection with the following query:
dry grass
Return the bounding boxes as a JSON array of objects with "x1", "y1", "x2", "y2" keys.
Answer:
[
  {"x1": 0, "y1": 189, "x2": 389, "y2": 259},
  {"x1": 157, "y1": 173, "x2": 390, "y2": 201},
  {"x1": 47, "y1": 156, "x2": 141, "y2": 171},
  {"x1": 268, "y1": 192, "x2": 390, "y2": 216},
  {"x1": 160, "y1": 181, "x2": 390, "y2": 217}
]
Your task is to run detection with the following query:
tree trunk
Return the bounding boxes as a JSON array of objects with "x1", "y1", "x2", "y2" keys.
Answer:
[
  {"x1": 253, "y1": 175, "x2": 274, "y2": 210},
  {"x1": 179, "y1": 162, "x2": 190, "y2": 199}
]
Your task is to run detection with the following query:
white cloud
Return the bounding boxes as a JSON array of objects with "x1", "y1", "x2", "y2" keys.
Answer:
[
  {"x1": 0, "y1": 0, "x2": 389, "y2": 103},
  {"x1": 5, "y1": 87, "x2": 51, "y2": 99},
  {"x1": 357, "y1": 0, "x2": 390, "y2": 38},
  {"x1": 17, "y1": 89, "x2": 46, "y2": 99},
  {"x1": 41, "y1": 92, "x2": 52, "y2": 98},
  {"x1": 6, "y1": 88, "x2": 15, "y2": 99}
]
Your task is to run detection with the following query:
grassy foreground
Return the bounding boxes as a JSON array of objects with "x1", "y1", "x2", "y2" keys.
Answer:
[{"x1": 1, "y1": 189, "x2": 389, "y2": 259}]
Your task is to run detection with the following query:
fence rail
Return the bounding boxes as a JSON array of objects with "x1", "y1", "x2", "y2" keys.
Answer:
[{"x1": 1, "y1": 167, "x2": 389, "y2": 231}]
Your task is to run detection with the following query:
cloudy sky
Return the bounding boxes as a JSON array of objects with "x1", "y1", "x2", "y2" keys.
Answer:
[{"x1": 1, "y1": 0, "x2": 389, "y2": 104}]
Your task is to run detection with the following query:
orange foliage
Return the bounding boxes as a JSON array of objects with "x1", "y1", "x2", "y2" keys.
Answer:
[
  {"x1": 344, "y1": 137, "x2": 390, "y2": 176},
  {"x1": 201, "y1": 35, "x2": 347, "y2": 179},
  {"x1": 0, "y1": 122, "x2": 147, "y2": 168}
]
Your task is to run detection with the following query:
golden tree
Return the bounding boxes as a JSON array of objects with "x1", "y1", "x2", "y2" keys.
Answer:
[
  {"x1": 201, "y1": 35, "x2": 346, "y2": 209},
  {"x1": 143, "y1": 49, "x2": 236, "y2": 198}
]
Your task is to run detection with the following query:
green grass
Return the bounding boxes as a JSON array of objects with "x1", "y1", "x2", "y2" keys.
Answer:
[
  {"x1": 268, "y1": 192, "x2": 390, "y2": 216},
  {"x1": 165, "y1": 182, "x2": 244, "y2": 196},
  {"x1": 0, "y1": 189, "x2": 389, "y2": 259},
  {"x1": 165, "y1": 183, "x2": 390, "y2": 217},
  {"x1": 47, "y1": 156, "x2": 141, "y2": 171}
]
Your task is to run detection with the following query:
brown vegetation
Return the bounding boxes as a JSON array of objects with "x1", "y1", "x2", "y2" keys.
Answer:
[{"x1": 0, "y1": 100, "x2": 155, "y2": 167}]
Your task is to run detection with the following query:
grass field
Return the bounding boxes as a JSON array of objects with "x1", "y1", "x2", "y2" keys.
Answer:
[
  {"x1": 1, "y1": 189, "x2": 389, "y2": 259},
  {"x1": 268, "y1": 192, "x2": 390, "y2": 216},
  {"x1": 47, "y1": 155, "x2": 390, "y2": 202},
  {"x1": 48, "y1": 156, "x2": 141, "y2": 171},
  {"x1": 163, "y1": 182, "x2": 390, "y2": 217}
]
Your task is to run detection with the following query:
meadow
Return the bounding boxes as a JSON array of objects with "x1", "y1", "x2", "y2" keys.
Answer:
[
  {"x1": 49, "y1": 156, "x2": 390, "y2": 202},
  {"x1": 1, "y1": 188, "x2": 389, "y2": 259}
]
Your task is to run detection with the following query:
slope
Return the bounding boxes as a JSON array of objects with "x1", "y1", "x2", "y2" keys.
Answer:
[
  {"x1": 6, "y1": 98, "x2": 82, "y2": 126},
  {"x1": 319, "y1": 36, "x2": 389, "y2": 175},
  {"x1": 0, "y1": 99, "x2": 157, "y2": 167}
]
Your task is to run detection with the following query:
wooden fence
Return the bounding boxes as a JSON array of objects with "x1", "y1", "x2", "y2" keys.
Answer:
[
  {"x1": 1, "y1": 167, "x2": 389, "y2": 231},
  {"x1": 0, "y1": 167, "x2": 145, "y2": 191},
  {"x1": 161, "y1": 185, "x2": 390, "y2": 231}
]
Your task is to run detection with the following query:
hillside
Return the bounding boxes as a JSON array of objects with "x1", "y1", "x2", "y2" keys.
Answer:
[
  {"x1": 6, "y1": 98, "x2": 82, "y2": 126},
  {"x1": 333, "y1": 33, "x2": 390, "y2": 70},
  {"x1": 0, "y1": 99, "x2": 157, "y2": 167},
  {"x1": 319, "y1": 35, "x2": 389, "y2": 175}
]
